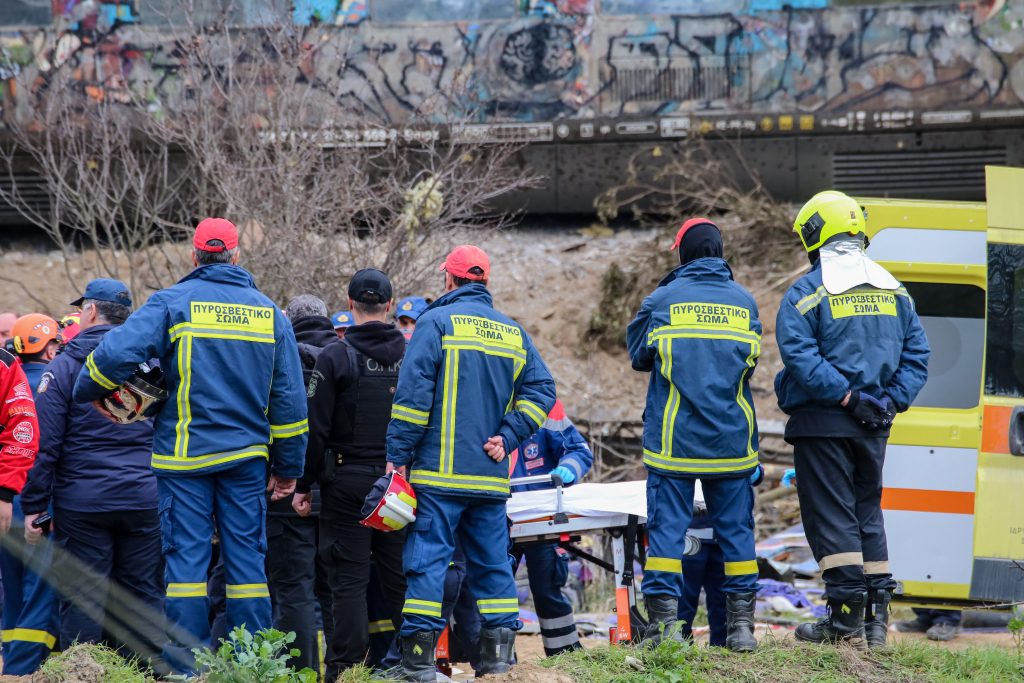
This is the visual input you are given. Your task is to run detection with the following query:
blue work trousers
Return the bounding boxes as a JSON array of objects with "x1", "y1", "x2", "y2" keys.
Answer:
[
  {"x1": 642, "y1": 472, "x2": 758, "y2": 598},
  {"x1": 0, "y1": 499, "x2": 59, "y2": 675},
  {"x1": 522, "y1": 543, "x2": 579, "y2": 655},
  {"x1": 678, "y1": 542, "x2": 727, "y2": 646},
  {"x1": 53, "y1": 508, "x2": 164, "y2": 665},
  {"x1": 400, "y1": 491, "x2": 519, "y2": 636},
  {"x1": 378, "y1": 548, "x2": 482, "y2": 671},
  {"x1": 158, "y1": 459, "x2": 270, "y2": 673}
]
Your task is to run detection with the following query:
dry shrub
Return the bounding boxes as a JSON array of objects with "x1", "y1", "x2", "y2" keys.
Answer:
[
  {"x1": 583, "y1": 138, "x2": 800, "y2": 352},
  {"x1": 2, "y1": 0, "x2": 535, "y2": 308}
]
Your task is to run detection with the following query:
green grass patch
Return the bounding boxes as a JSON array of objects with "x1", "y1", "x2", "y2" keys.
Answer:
[
  {"x1": 38, "y1": 643, "x2": 151, "y2": 682},
  {"x1": 543, "y1": 638, "x2": 1024, "y2": 683},
  {"x1": 335, "y1": 665, "x2": 384, "y2": 682}
]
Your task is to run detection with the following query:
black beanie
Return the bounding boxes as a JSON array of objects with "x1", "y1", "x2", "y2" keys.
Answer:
[{"x1": 678, "y1": 223, "x2": 723, "y2": 265}]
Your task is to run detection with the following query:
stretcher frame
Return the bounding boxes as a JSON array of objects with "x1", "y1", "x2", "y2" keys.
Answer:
[{"x1": 508, "y1": 475, "x2": 648, "y2": 643}]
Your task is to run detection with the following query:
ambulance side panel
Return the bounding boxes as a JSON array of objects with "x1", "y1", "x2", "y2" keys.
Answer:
[
  {"x1": 863, "y1": 200, "x2": 987, "y2": 603},
  {"x1": 969, "y1": 166, "x2": 1024, "y2": 602}
]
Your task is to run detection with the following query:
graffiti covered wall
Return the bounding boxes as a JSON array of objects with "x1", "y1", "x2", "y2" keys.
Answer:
[{"x1": 0, "y1": 0, "x2": 1022, "y2": 126}]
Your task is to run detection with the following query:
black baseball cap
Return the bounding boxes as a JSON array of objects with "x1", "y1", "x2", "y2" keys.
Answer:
[{"x1": 348, "y1": 269, "x2": 393, "y2": 304}]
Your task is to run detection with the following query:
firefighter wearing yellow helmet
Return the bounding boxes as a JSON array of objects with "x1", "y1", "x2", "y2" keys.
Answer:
[{"x1": 775, "y1": 191, "x2": 930, "y2": 649}]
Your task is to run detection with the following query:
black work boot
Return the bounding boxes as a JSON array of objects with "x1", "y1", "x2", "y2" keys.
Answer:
[
  {"x1": 395, "y1": 631, "x2": 438, "y2": 682},
  {"x1": 864, "y1": 589, "x2": 892, "y2": 649},
  {"x1": 642, "y1": 595, "x2": 683, "y2": 646},
  {"x1": 794, "y1": 593, "x2": 868, "y2": 651},
  {"x1": 725, "y1": 592, "x2": 758, "y2": 652},
  {"x1": 476, "y1": 627, "x2": 516, "y2": 676}
]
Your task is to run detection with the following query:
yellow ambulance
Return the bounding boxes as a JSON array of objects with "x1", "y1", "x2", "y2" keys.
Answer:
[{"x1": 861, "y1": 165, "x2": 1024, "y2": 607}]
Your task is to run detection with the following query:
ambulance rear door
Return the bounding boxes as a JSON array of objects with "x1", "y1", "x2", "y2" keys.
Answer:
[
  {"x1": 969, "y1": 165, "x2": 1024, "y2": 602},
  {"x1": 863, "y1": 197, "x2": 987, "y2": 605}
]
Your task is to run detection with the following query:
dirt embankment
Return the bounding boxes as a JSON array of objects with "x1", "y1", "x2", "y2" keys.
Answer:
[{"x1": 479, "y1": 224, "x2": 804, "y2": 426}]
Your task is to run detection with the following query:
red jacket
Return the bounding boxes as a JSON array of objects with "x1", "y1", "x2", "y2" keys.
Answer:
[{"x1": 0, "y1": 348, "x2": 39, "y2": 500}]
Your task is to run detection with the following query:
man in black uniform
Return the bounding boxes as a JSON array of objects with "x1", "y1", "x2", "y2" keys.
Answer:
[
  {"x1": 293, "y1": 270, "x2": 407, "y2": 680},
  {"x1": 266, "y1": 295, "x2": 338, "y2": 673}
]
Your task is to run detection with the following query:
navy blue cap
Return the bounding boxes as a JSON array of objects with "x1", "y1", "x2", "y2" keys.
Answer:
[
  {"x1": 332, "y1": 311, "x2": 354, "y2": 329},
  {"x1": 396, "y1": 296, "x2": 428, "y2": 322},
  {"x1": 70, "y1": 278, "x2": 132, "y2": 307}
]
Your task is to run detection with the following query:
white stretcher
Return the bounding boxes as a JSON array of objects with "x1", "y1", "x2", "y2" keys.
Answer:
[{"x1": 507, "y1": 477, "x2": 703, "y2": 642}]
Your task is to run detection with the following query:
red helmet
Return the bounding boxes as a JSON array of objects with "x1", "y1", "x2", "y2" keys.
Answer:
[
  {"x1": 360, "y1": 471, "x2": 417, "y2": 532},
  {"x1": 59, "y1": 312, "x2": 81, "y2": 344}
]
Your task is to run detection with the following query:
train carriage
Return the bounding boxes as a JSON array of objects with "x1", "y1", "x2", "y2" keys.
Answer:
[{"x1": 0, "y1": 0, "x2": 1022, "y2": 220}]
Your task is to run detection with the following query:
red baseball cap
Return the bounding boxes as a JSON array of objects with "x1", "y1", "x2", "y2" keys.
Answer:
[
  {"x1": 440, "y1": 245, "x2": 490, "y2": 281},
  {"x1": 193, "y1": 218, "x2": 239, "y2": 253},
  {"x1": 670, "y1": 217, "x2": 719, "y2": 251}
]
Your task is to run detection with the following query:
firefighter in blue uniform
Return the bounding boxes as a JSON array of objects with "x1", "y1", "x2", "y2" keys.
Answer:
[
  {"x1": 776, "y1": 191, "x2": 929, "y2": 649},
  {"x1": 0, "y1": 314, "x2": 61, "y2": 675},
  {"x1": 72, "y1": 219, "x2": 309, "y2": 672},
  {"x1": 510, "y1": 398, "x2": 592, "y2": 656},
  {"x1": 626, "y1": 218, "x2": 761, "y2": 652},
  {"x1": 386, "y1": 245, "x2": 556, "y2": 681}
]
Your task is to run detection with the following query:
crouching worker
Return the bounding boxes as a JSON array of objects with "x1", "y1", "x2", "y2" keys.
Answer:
[
  {"x1": 510, "y1": 398, "x2": 592, "y2": 656},
  {"x1": 776, "y1": 191, "x2": 928, "y2": 649},
  {"x1": 627, "y1": 219, "x2": 762, "y2": 652}
]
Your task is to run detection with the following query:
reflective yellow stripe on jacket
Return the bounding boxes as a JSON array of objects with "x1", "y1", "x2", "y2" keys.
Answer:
[
  {"x1": 270, "y1": 419, "x2": 308, "y2": 440},
  {"x1": 642, "y1": 450, "x2": 760, "y2": 475},
  {"x1": 439, "y1": 348, "x2": 460, "y2": 474},
  {"x1": 152, "y1": 445, "x2": 270, "y2": 472},
  {"x1": 173, "y1": 335, "x2": 193, "y2": 458},
  {"x1": 392, "y1": 404, "x2": 429, "y2": 426},
  {"x1": 645, "y1": 323, "x2": 761, "y2": 475},
  {"x1": 168, "y1": 303, "x2": 278, "y2": 462},
  {"x1": 514, "y1": 399, "x2": 546, "y2": 428},
  {"x1": 420, "y1": 319, "x2": 527, "y2": 493},
  {"x1": 409, "y1": 469, "x2": 510, "y2": 495},
  {"x1": 85, "y1": 352, "x2": 118, "y2": 390}
]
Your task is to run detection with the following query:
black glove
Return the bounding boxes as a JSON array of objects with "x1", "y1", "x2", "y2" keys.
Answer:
[
  {"x1": 879, "y1": 396, "x2": 897, "y2": 428},
  {"x1": 844, "y1": 392, "x2": 894, "y2": 430}
]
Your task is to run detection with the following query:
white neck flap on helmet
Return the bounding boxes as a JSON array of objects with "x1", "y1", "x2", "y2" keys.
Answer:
[{"x1": 820, "y1": 238, "x2": 900, "y2": 295}]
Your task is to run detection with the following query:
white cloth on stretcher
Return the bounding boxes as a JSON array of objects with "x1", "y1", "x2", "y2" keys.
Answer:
[{"x1": 505, "y1": 479, "x2": 705, "y2": 523}]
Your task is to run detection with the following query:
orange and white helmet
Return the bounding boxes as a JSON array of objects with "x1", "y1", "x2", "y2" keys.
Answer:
[
  {"x1": 360, "y1": 471, "x2": 417, "y2": 532},
  {"x1": 11, "y1": 314, "x2": 60, "y2": 355}
]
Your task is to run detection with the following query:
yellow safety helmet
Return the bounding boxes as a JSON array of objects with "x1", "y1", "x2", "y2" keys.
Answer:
[{"x1": 793, "y1": 190, "x2": 866, "y2": 253}]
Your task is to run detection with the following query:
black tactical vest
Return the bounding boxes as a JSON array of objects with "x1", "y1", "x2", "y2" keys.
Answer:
[{"x1": 332, "y1": 341, "x2": 402, "y2": 464}]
